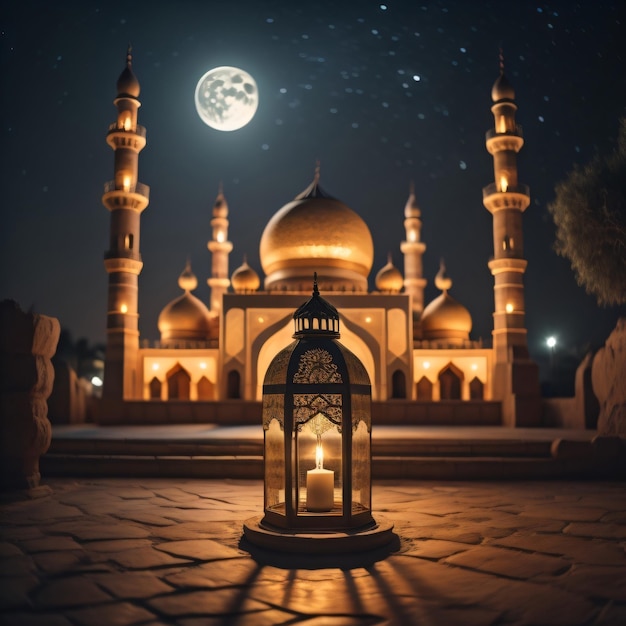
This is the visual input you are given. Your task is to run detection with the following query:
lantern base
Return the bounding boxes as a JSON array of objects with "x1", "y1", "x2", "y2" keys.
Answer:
[{"x1": 242, "y1": 515, "x2": 395, "y2": 554}]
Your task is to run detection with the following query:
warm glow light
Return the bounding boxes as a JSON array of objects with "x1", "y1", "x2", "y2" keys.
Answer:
[
  {"x1": 91, "y1": 376, "x2": 103, "y2": 387},
  {"x1": 120, "y1": 303, "x2": 128, "y2": 313},
  {"x1": 216, "y1": 231, "x2": 225, "y2": 243},
  {"x1": 199, "y1": 362, "x2": 207, "y2": 369},
  {"x1": 315, "y1": 443, "x2": 324, "y2": 470},
  {"x1": 408, "y1": 230, "x2": 417, "y2": 243},
  {"x1": 152, "y1": 363, "x2": 159, "y2": 371},
  {"x1": 423, "y1": 361, "x2": 430, "y2": 369},
  {"x1": 365, "y1": 316, "x2": 372, "y2": 324},
  {"x1": 123, "y1": 117, "x2": 131, "y2": 131},
  {"x1": 497, "y1": 116, "x2": 507, "y2": 133},
  {"x1": 505, "y1": 303, "x2": 514, "y2": 313},
  {"x1": 500, "y1": 176, "x2": 508, "y2": 192},
  {"x1": 122, "y1": 175, "x2": 131, "y2": 192},
  {"x1": 257, "y1": 316, "x2": 264, "y2": 323},
  {"x1": 546, "y1": 336, "x2": 557, "y2": 349},
  {"x1": 471, "y1": 364, "x2": 478, "y2": 371}
]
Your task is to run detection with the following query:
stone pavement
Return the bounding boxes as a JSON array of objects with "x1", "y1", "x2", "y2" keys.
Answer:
[{"x1": 1, "y1": 478, "x2": 626, "y2": 625}]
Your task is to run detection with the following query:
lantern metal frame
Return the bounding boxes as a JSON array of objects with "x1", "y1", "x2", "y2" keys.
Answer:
[{"x1": 244, "y1": 275, "x2": 394, "y2": 553}]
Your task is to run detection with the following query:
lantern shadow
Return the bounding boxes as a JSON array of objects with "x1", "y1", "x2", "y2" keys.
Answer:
[{"x1": 238, "y1": 532, "x2": 401, "y2": 570}]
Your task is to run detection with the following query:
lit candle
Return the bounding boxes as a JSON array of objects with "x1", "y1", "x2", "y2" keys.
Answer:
[{"x1": 306, "y1": 442, "x2": 334, "y2": 512}]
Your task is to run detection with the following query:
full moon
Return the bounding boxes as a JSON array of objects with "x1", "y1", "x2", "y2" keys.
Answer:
[{"x1": 194, "y1": 66, "x2": 258, "y2": 131}]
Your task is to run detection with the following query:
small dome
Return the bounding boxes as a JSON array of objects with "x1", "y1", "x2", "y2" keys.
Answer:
[
  {"x1": 421, "y1": 261, "x2": 472, "y2": 343},
  {"x1": 231, "y1": 257, "x2": 260, "y2": 293},
  {"x1": 116, "y1": 48, "x2": 140, "y2": 98},
  {"x1": 158, "y1": 262, "x2": 214, "y2": 343},
  {"x1": 293, "y1": 273, "x2": 340, "y2": 338},
  {"x1": 375, "y1": 254, "x2": 403, "y2": 293},
  {"x1": 491, "y1": 72, "x2": 515, "y2": 102},
  {"x1": 260, "y1": 168, "x2": 374, "y2": 293}
]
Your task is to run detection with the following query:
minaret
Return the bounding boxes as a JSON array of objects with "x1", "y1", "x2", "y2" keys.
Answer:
[
  {"x1": 400, "y1": 182, "x2": 427, "y2": 315},
  {"x1": 101, "y1": 47, "x2": 149, "y2": 407},
  {"x1": 482, "y1": 54, "x2": 540, "y2": 426},
  {"x1": 207, "y1": 184, "x2": 233, "y2": 314}
]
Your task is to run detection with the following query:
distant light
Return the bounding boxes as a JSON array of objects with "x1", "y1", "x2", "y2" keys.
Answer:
[
  {"x1": 199, "y1": 362, "x2": 207, "y2": 369},
  {"x1": 546, "y1": 336, "x2": 557, "y2": 348},
  {"x1": 380, "y1": 4, "x2": 387, "y2": 10},
  {"x1": 459, "y1": 160, "x2": 467, "y2": 170},
  {"x1": 120, "y1": 303, "x2": 128, "y2": 314},
  {"x1": 471, "y1": 364, "x2": 478, "y2": 371},
  {"x1": 258, "y1": 316, "x2": 265, "y2": 323},
  {"x1": 538, "y1": 115, "x2": 545, "y2": 123},
  {"x1": 91, "y1": 376, "x2": 103, "y2": 387},
  {"x1": 152, "y1": 363, "x2": 160, "y2": 371},
  {"x1": 505, "y1": 303, "x2": 514, "y2": 313},
  {"x1": 365, "y1": 316, "x2": 372, "y2": 324},
  {"x1": 423, "y1": 361, "x2": 430, "y2": 369}
]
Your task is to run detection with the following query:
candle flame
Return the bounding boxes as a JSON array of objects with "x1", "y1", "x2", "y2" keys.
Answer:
[
  {"x1": 315, "y1": 443, "x2": 324, "y2": 470},
  {"x1": 500, "y1": 176, "x2": 508, "y2": 192}
]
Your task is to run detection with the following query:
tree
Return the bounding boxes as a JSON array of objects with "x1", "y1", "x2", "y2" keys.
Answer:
[{"x1": 548, "y1": 118, "x2": 626, "y2": 306}]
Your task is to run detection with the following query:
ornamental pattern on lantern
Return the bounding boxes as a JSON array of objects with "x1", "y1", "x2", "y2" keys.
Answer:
[
  {"x1": 293, "y1": 349, "x2": 343, "y2": 384},
  {"x1": 262, "y1": 394, "x2": 285, "y2": 430},
  {"x1": 293, "y1": 394, "x2": 342, "y2": 430},
  {"x1": 264, "y1": 343, "x2": 297, "y2": 385}
]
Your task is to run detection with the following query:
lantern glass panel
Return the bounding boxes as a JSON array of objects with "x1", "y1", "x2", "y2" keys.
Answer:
[
  {"x1": 264, "y1": 418, "x2": 285, "y2": 513},
  {"x1": 296, "y1": 412, "x2": 342, "y2": 514},
  {"x1": 352, "y1": 418, "x2": 370, "y2": 511}
]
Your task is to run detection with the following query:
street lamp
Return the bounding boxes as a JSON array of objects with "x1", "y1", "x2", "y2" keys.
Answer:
[{"x1": 546, "y1": 336, "x2": 557, "y2": 377}]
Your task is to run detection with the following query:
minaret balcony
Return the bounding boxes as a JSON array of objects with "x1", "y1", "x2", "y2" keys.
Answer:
[
  {"x1": 482, "y1": 183, "x2": 530, "y2": 213},
  {"x1": 106, "y1": 124, "x2": 147, "y2": 150},
  {"x1": 103, "y1": 180, "x2": 150, "y2": 212},
  {"x1": 485, "y1": 132, "x2": 524, "y2": 154},
  {"x1": 485, "y1": 124, "x2": 523, "y2": 141}
]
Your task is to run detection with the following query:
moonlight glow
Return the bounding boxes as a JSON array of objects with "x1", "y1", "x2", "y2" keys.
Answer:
[{"x1": 194, "y1": 66, "x2": 258, "y2": 131}]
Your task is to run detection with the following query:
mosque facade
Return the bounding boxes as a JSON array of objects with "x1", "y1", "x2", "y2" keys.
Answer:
[{"x1": 99, "y1": 51, "x2": 541, "y2": 427}]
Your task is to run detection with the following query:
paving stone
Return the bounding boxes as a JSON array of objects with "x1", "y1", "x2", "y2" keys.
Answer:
[
  {"x1": 0, "y1": 541, "x2": 23, "y2": 557},
  {"x1": 0, "y1": 554, "x2": 36, "y2": 576},
  {"x1": 164, "y1": 559, "x2": 262, "y2": 588},
  {"x1": 147, "y1": 588, "x2": 269, "y2": 617},
  {"x1": 87, "y1": 571, "x2": 174, "y2": 598},
  {"x1": 82, "y1": 539, "x2": 153, "y2": 552},
  {"x1": 32, "y1": 576, "x2": 112, "y2": 608},
  {"x1": 45, "y1": 520, "x2": 151, "y2": 541},
  {"x1": 564, "y1": 522, "x2": 626, "y2": 539},
  {"x1": 0, "y1": 573, "x2": 38, "y2": 610},
  {"x1": 0, "y1": 613, "x2": 73, "y2": 626},
  {"x1": 111, "y1": 511, "x2": 174, "y2": 526},
  {"x1": 68, "y1": 601, "x2": 157, "y2": 626},
  {"x1": 503, "y1": 504, "x2": 608, "y2": 522},
  {"x1": 490, "y1": 532, "x2": 626, "y2": 565},
  {"x1": 107, "y1": 546, "x2": 191, "y2": 569},
  {"x1": 155, "y1": 539, "x2": 244, "y2": 561},
  {"x1": 21, "y1": 536, "x2": 83, "y2": 552},
  {"x1": 32, "y1": 550, "x2": 87, "y2": 574},
  {"x1": 403, "y1": 538, "x2": 471, "y2": 560},
  {"x1": 554, "y1": 564, "x2": 626, "y2": 601},
  {"x1": 445, "y1": 545, "x2": 570, "y2": 579}
]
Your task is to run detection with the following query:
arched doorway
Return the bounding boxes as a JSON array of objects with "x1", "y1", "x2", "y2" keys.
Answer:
[
  {"x1": 391, "y1": 370, "x2": 406, "y2": 399},
  {"x1": 149, "y1": 376, "x2": 161, "y2": 400},
  {"x1": 439, "y1": 364, "x2": 463, "y2": 400},
  {"x1": 197, "y1": 376, "x2": 215, "y2": 400},
  {"x1": 167, "y1": 363, "x2": 191, "y2": 400},
  {"x1": 416, "y1": 376, "x2": 433, "y2": 400},
  {"x1": 469, "y1": 376, "x2": 484, "y2": 400},
  {"x1": 227, "y1": 370, "x2": 241, "y2": 399}
]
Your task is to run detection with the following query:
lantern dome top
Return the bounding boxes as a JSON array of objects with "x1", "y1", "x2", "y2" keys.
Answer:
[{"x1": 293, "y1": 273, "x2": 340, "y2": 338}]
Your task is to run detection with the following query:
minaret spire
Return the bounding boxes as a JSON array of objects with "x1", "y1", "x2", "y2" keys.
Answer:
[
  {"x1": 101, "y1": 49, "x2": 149, "y2": 407},
  {"x1": 483, "y1": 59, "x2": 540, "y2": 425},
  {"x1": 400, "y1": 182, "x2": 427, "y2": 316},
  {"x1": 207, "y1": 185, "x2": 233, "y2": 314}
]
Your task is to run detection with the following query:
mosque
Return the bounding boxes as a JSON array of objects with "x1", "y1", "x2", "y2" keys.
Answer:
[{"x1": 98, "y1": 51, "x2": 541, "y2": 427}]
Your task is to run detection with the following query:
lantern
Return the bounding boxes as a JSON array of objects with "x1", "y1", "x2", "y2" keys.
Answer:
[{"x1": 244, "y1": 275, "x2": 393, "y2": 552}]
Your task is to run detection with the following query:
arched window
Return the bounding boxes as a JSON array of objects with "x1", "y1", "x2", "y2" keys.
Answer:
[
  {"x1": 227, "y1": 370, "x2": 241, "y2": 399},
  {"x1": 469, "y1": 377, "x2": 484, "y2": 400},
  {"x1": 197, "y1": 376, "x2": 215, "y2": 400},
  {"x1": 416, "y1": 376, "x2": 433, "y2": 401},
  {"x1": 149, "y1": 376, "x2": 161, "y2": 400},
  {"x1": 167, "y1": 363, "x2": 191, "y2": 400},
  {"x1": 391, "y1": 370, "x2": 406, "y2": 399},
  {"x1": 439, "y1": 364, "x2": 463, "y2": 400}
]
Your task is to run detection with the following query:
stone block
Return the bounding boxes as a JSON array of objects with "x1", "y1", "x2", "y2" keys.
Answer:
[{"x1": 550, "y1": 438, "x2": 593, "y2": 460}]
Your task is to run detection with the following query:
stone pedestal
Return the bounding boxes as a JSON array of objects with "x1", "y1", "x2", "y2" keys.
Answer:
[
  {"x1": 593, "y1": 318, "x2": 626, "y2": 435},
  {"x1": 0, "y1": 300, "x2": 60, "y2": 490}
]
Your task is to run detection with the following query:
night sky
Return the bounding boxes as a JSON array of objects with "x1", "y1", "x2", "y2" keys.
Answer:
[{"x1": 1, "y1": 1, "x2": 625, "y2": 378}]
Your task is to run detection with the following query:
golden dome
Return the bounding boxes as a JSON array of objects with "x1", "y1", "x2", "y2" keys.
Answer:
[
  {"x1": 421, "y1": 262, "x2": 471, "y2": 343},
  {"x1": 375, "y1": 254, "x2": 403, "y2": 293},
  {"x1": 231, "y1": 257, "x2": 260, "y2": 293},
  {"x1": 260, "y1": 172, "x2": 374, "y2": 293},
  {"x1": 491, "y1": 72, "x2": 515, "y2": 102},
  {"x1": 116, "y1": 47, "x2": 140, "y2": 98},
  {"x1": 158, "y1": 263, "x2": 214, "y2": 343}
]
